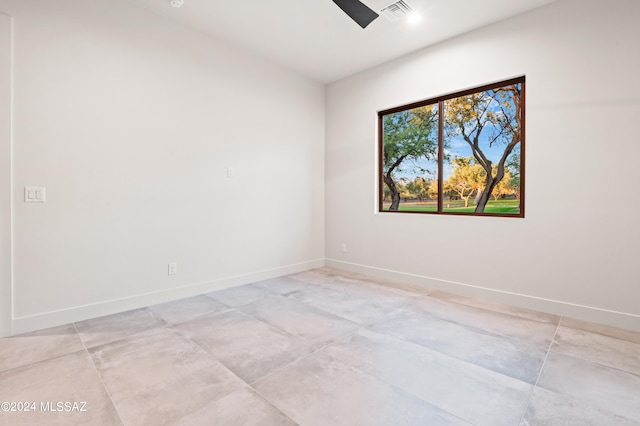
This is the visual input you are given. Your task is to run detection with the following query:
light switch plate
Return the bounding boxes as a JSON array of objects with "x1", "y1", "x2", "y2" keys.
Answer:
[
  {"x1": 24, "y1": 187, "x2": 46, "y2": 203},
  {"x1": 168, "y1": 262, "x2": 177, "y2": 275}
]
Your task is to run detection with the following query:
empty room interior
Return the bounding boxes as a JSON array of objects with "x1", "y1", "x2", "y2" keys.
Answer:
[{"x1": 1, "y1": 0, "x2": 639, "y2": 424}]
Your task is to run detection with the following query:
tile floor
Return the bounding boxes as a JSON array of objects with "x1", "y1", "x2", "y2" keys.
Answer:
[{"x1": 1, "y1": 268, "x2": 639, "y2": 425}]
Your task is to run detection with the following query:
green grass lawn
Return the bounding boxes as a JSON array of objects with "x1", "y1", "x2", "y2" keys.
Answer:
[{"x1": 383, "y1": 199, "x2": 520, "y2": 214}]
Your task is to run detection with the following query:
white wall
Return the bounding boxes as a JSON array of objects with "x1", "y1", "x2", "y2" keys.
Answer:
[
  {"x1": 0, "y1": 13, "x2": 11, "y2": 336},
  {"x1": 3, "y1": 0, "x2": 639, "y2": 336},
  {"x1": 325, "y1": 0, "x2": 640, "y2": 330},
  {"x1": 0, "y1": 0, "x2": 325, "y2": 335}
]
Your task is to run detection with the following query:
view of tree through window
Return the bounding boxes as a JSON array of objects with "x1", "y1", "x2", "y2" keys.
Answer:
[{"x1": 379, "y1": 77, "x2": 524, "y2": 217}]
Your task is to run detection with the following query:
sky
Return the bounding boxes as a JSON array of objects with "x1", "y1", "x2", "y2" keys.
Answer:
[
  {"x1": 395, "y1": 134, "x2": 516, "y2": 182},
  {"x1": 390, "y1": 86, "x2": 521, "y2": 183}
]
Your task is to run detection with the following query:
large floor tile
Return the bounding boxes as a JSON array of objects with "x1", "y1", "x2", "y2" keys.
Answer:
[
  {"x1": 75, "y1": 307, "x2": 167, "y2": 348},
  {"x1": 206, "y1": 284, "x2": 271, "y2": 307},
  {"x1": 552, "y1": 325, "x2": 640, "y2": 375},
  {"x1": 4, "y1": 268, "x2": 640, "y2": 426},
  {"x1": 0, "y1": 324, "x2": 85, "y2": 373},
  {"x1": 327, "y1": 328, "x2": 532, "y2": 426},
  {"x1": 89, "y1": 326, "x2": 245, "y2": 426},
  {"x1": 334, "y1": 273, "x2": 425, "y2": 296},
  {"x1": 319, "y1": 277, "x2": 415, "y2": 312},
  {"x1": 254, "y1": 349, "x2": 471, "y2": 426},
  {"x1": 358, "y1": 275, "x2": 435, "y2": 296},
  {"x1": 238, "y1": 295, "x2": 361, "y2": 348},
  {"x1": 254, "y1": 276, "x2": 318, "y2": 295},
  {"x1": 172, "y1": 388, "x2": 296, "y2": 426},
  {"x1": 430, "y1": 290, "x2": 561, "y2": 324},
  {"x1": 560, "y1": 317, "x2": 640, "y2": 345},
  {"x1": 0, "y1": 351, "x2": 122, "y2": 425},
  {"x1": 521, "y1": 387, "x2": 638, "y2": 426},
  {"x1": 371, "y1": 308, "x2": 546, "y2": 383},
  {"x1": 290, "y1": 286, "x2": 394, "y2": 325},
  {"x1": 288, "y1": 268, "x2": 348, "y2": 286},
  {"x1": 406, "y1": 296, "x2": 558, "y2": 348},
  {"x1": 149, "y1": 295, "x2": 228, "y2": 325},
  {"x1": 176, "y1": 309, "x2": 313, "y2": 383},
  {"x1": 289, "y1": 268, "x2": 415, "y2": 297},
  {"x1": 537, "y1": 352, "x2": 640, "y2": 423},
  {"x1": 302, "y1": 267, "x2": 434, "y2": 296}
]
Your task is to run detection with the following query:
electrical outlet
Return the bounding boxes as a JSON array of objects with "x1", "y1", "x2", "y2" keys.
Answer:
[
  {"x1": 340, "y1": 243, "x2": 347, "y2": 253},
  {"x1": 168, "y1": 262, "x2": 177, "y2": 275}
]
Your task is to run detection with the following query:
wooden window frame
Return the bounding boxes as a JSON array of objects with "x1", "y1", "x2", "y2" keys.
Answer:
[{"x1": 378, "y1": 76, "x2": 526, "y2": 218}]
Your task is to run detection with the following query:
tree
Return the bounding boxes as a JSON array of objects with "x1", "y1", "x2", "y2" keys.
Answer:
[
  {"x1": 506, "y1": 147, "x2": 521, "y2": 200},
  {"x1": 445, "y1": 83, "x2": 522, "y2": 213},
  {"x1": 382, "y1": 106, "x2": 438, "y2": 210},
  {"x1": 444, "y1": 156, "x2": 485, "y2": 208},
  {"x1": 491, "y1": 167, "x2": 515, "y2": 200},
  {"x1": 428, "y1": 179, "x2": 439, "y2": 200},
  {"x1": 382, "y1": 183, "x2": 391, "y2": 201},
  {"x1": 406, "y1": 177, "x2": 431, "y2": 201},
  {"x1": 398, "y1": 178, "x2": 414, "y2": 200}
]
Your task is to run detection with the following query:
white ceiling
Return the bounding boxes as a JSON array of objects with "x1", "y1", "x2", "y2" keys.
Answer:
[{"x1": 133, "y1": 0, "x2": 557, "y2": 83}]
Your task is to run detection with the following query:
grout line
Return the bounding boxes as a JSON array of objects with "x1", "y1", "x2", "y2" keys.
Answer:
[
  {"x1": 518, "y1": 315, "x2": 562, "y2": 425},
  {"x1": 242, "y1": 295, "x2": 474, "y2": 425},
  {"x1": 242, "y1": 292, "x2": 417, "y2": 387},
  {"x1": 166, "y1": 319, "x2": 253, "y2": 387},
  {"x1": 0, "y1": 325, "x2": 88, "y2": 374},
  {"x1": 165, "y1": 307, "x2": 303, "y2": 387},
  {"x1": 165, "y1": 309, "x2": 302, "y2": 424},
  {"x1": 73, "y1": 322, "x2": 128, "y2": 426},
  {"x1": 0, "y1": 348, "x2": 87, "y2": 375},
  {"x1": 238, "y1": 282, "x2": 395, "y2": 382},
  {"x1": 248, "y1": 381, "x2": 303, "y2": 424},
  {"x1": 10, "y1": 269, "x2": 634, "y2": 425},
  {"x1": 246, "y1": 323, "x2": 365, "y2": 387}
]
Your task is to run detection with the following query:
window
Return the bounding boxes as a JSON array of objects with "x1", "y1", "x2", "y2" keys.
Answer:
[{"x1": 378, "y1": 77, "x2": 525, "y2": 217}]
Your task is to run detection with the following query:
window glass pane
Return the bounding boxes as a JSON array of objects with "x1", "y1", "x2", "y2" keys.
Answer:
[
  {"x1": 442, "y1": 83, "x2": 522, "y2": 214},
  {"x1": 378, "y1": 77, "x2": 524, "y2": 217},
  {"x1": 381, "y1": 105, "x2": 439, "y2": 213}
]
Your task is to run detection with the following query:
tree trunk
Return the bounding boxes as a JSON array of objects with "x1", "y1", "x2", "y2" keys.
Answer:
[
  {"x1": 475, "y1": 182, "x2": 494, "y2": 212},
  {"x1": 475, "y1": 147, "x2": 511, "y2": 212},
  {"x1": 383, "y1": 174, "x2": 401, "y2": 211},
  {"x1": 474, "y1": 187, "x2": 483, "y2": 204},
  {"x1": 476, "y1": 168, "x2": 502, "y2": 212}
]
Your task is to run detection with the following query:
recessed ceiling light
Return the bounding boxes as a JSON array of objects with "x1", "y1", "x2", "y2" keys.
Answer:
[
  {"x1": 407, "y1": 12, "x2": 422, "y2": 25},
  {"x1": 170, "y1": 0, "x2": 184, "y2": 8}
]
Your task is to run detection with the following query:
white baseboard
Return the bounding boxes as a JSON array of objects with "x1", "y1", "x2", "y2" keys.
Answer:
[
  {"x1": 11, "y1": 257, "x2": 640, "y2": 336},
  {"x1": 10, "y1": 258, "x2": 325, "y2": 336},
  {"x1": 326, "y1": 258, "x2": 640, "y2": 332}
]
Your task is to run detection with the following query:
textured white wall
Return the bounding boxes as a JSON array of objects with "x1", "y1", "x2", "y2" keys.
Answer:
[
  {"x1": 0, "y1": 0, "x2": 325, "y2": 334},
  {"x1": 325, "y1": 0, "x2": 640, "y2": 330}
]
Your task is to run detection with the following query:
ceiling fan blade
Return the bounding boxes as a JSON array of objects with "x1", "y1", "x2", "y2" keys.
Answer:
[{"x1": 332, "y1": 0, "x2": 379, "y2": 29}]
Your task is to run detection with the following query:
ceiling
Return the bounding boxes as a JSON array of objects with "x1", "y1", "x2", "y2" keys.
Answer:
[{"x1": 132, "y1": 0, "x2": 557, "y2": 83}]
